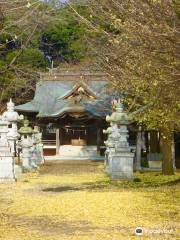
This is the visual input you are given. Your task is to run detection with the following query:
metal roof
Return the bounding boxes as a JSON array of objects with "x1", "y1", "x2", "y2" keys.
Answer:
[{"x1": 15, "y1": 72, "x2": 112, "y2": 118}]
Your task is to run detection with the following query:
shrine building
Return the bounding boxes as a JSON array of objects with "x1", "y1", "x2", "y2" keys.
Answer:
[
  {"x1": 15, "y1": 67, "x2": 180, "y2": 167},
  {"x1": 15, "y1": 68, "x2": 115, "y2": 159}
]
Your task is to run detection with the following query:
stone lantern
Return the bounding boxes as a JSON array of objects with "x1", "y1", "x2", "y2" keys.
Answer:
[
  {"x1": 33, "y1": 126, "x2": 44, "y2": 165},
  {"x1": 104, "y1": 100, "x2": 134, "y2": 179},
  {"x1": 18, "y1": 120, "x2": 35, "y2": 171},
  {"x1": 103, "y1": 122, "x2": 120, "y2": 173},
  {"x1": 0, "y1": 116, "x2": 15, "y2": 181},
  {"x1": 2, "y1": 99, "x2": 23, "y2": 156}
]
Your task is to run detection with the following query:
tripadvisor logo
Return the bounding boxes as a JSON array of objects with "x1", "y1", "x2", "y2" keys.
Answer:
[
  {"x1": 135, "y1": 227, "x2": 174, "y2": 235},
  {"x1": 135, "y1": 227, "x2": 143, "y2": 236}
]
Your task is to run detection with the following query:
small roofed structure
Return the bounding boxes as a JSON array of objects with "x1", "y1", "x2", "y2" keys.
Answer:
[{"x1": 16, "y1": 68, "x2": 115, "y2": 158}]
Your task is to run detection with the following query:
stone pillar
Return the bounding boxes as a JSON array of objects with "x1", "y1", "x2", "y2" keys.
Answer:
[
  {"x1": 0, "y1": 117, "x2": 15, "y2": 181},
  {"x1": 56, "y1": 128, "x2": 60, "y2": 155}
]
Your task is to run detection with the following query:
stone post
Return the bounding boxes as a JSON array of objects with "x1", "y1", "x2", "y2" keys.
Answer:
[
  {"x1": 0, "y1": 117, "x2": 15, "y2": 181},
  {"x1": 56, "y1": 128, "x2": 60, "y2": 155}
]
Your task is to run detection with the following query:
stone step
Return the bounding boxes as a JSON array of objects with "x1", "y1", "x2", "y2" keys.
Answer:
[
  {"x1": 59, "y1": 145, "x2": 98, "y2": 157},
  {"x1": 45, "y1": 156, "x2": 105, "y2": 161}
]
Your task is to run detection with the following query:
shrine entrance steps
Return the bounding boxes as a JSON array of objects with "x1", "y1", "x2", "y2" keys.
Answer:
[
  {"x1": 45, "y1": 145, "x2": 104, "y2": 161},
  {"x1": 44, "y1": 156, "x2": 105, "y2": 161}
]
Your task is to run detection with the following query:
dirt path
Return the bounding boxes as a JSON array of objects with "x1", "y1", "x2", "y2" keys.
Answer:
[{"x1": 0, "y1": 161, "x2": 179, "y2": 240}]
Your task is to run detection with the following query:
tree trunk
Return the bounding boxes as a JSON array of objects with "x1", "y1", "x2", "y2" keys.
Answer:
[
  {"x1": 160, "y1": 129, "x2": 174, "y2": 175},
  {"x1": 150, "y1": 131, "x2": 159, "y2": 153},
  {"x1": 135, "y1": 127, "x2": 142, "y2": 171},
  {"x1": 0, "y1": 7, "x2": 4, "y2": 31}
]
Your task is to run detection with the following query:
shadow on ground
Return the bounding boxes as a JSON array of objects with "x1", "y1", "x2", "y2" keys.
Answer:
[
  {"x1": 36, "y1": 161, "x2": 180, "y2": 193},
  {"x1": 41, "y1": 177, "x2": 180, "y2": 193},
  {"x1": 42, "y1": 184, "x2": 109, "y2": 193},
  {"x1": 9, "y1": 214, "x2": 132, "y2": 237}
]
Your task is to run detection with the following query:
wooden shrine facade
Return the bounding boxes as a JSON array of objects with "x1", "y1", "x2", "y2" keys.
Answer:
[{"x1": 15, "y1": 68, "x2": 112, "y2": 157}]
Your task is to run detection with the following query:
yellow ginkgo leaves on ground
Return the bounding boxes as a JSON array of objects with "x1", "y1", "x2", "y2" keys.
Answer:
[{"x1": 0, "y1": 160, "x2": 179, "y2": 240}]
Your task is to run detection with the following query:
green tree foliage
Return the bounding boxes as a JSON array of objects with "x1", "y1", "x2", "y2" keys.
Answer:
[
  {"x1": 0, "y1": 0, "x2": 90, "y2": 112},
  {"x1": 0, "y1": 1, "x2": 58, "y2": 109},
  {"x1": 40, "y1": 4, "x2": 89, "y2": 65},
  {"x1": 0, "y1": 1, "x2": 90, "y2": 108},
  {"x1": 6, "y1": 48, "x2": 48, "y2": 68}
]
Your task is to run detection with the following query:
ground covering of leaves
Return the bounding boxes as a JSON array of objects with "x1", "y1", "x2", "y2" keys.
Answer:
[{"x1": 0, "y1": 161, "x2": 179, "y2": 240}]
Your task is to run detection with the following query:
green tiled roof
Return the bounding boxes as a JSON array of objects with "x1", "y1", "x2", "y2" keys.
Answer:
[
  {"x1": 15, "y1": 101, "x2": 39, "y2": 112},
  {"x1": 15, "y1": 77, "x2": 112, "y2": 118}
]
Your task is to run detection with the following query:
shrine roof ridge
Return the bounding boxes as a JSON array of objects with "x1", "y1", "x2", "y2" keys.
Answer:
[{"x1": 40, "y1": 69, "x2": 107, "y2": 81}]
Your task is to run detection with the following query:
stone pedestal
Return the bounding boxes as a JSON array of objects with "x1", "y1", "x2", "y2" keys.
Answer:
[
  {"x1": 111, "y1": 125, "x2": 134, "y2": 179},
  {"x1": 0, "y1": 118, "x2": 15, "y2": 181},
  {"x1": 109, "y1": 153, "x2": 134, "y2": 179},
  {"x1": 19, "y1": 135, "x2": 33, "y2": 171}
]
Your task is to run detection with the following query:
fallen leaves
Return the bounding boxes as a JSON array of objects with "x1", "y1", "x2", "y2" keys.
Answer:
[{"x1": 0, "y1": 161, "x2": 179, "y2": 240}]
